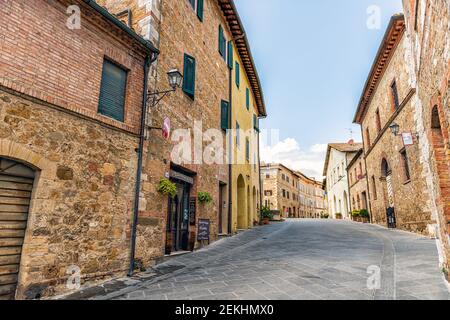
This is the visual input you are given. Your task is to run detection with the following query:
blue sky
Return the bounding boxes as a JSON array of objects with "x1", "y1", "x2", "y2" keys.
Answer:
[{"x1": 234, "y1": 0, "x2": 404, "y2": 179}]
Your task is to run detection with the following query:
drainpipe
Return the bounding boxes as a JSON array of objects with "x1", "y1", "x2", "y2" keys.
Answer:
[
  {"x1": 360, "y1": 126, "x2": 374, "y2": 224},
  {"x1": 227, "y1": 66, "x2": 233, "y2": 235},
  {"x1": 128, "y1": 52, "x2": 157, "y2": 276},
  {"x1": 257, "y1": 120, "x2": 263, "y2": 225}
]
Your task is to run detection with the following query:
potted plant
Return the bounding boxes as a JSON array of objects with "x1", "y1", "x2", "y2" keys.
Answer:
[
  {"x1": 323, "y1": 213, "x2": 329, "y2": 219},
  {"x1": 359, "y1": 209, "x2": 370, "y2": 223},
  {"x1": 351, "y1": 210, "x2": 361, "y2": 222},
  {"x1": 335, "y1": 212, "x2": 343, "y2": 220},
  {"x1": 260, "y1": 206, "x2": 273, "y2": 225},
  {"x1": 157, "y1": 178, "x2": 177, "y2": 198},
  {"x1": 198, "y1": 191, "x2": 213, "y2": 204}
]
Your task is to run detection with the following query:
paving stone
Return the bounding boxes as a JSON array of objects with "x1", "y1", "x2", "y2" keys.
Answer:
[{"x1": 69, "y1": 220, "x2": 449, "y2": 301}]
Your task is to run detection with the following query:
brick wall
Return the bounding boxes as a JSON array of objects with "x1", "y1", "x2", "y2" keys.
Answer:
[{"x1": 0, "y1": 0, "x2": 148, "y2": 134}]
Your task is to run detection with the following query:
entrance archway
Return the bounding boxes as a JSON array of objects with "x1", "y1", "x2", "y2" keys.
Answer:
[
  {"x1": 430, "y1": 105, "x2": 450, "y2": 231},
  {"x1": 0, "y1": 157, "x2": 36, "y2": 300},
  {"x1": 381, "y1": 157, "x2": 396, "y2": 228},
  {"x1": 237, "y1": 175, "x2": 247, "y2": 229}
]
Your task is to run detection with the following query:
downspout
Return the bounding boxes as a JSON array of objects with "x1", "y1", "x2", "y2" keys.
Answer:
[
  {"x1": 227, "y1": 65, "x2": 233, "y2": 235},
  {"x1": 360, "y1": 126, "x2": 374, "y2": 224},
  {"x1": 128, "y1": 52, "x2": 157, "y2": 276},
  {"x1": 257, "y1": 119, "x2": 263, "y2": 224}
]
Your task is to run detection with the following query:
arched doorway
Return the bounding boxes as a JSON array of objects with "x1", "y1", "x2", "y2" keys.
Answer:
[
  {"x1": 381, "y1": 157, "x2": 396, "y2": 228},
  {"x1": 333, "y1": 195, "x2": 337, "y2": 217},
  {"x1": 343, "y1": 191, "x2": 349, "y2": 219},
  {"x1": 0, "y1": 157, "x2": 36, "y2": 300},
  {"x1": 430, "y1": 105, "x2": 450, "y2": 230},
  {"x1": 237, "y1": 175, "x2": 247, "y2": 229}
]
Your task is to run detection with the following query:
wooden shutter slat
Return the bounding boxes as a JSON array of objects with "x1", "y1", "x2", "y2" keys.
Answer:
[{"x1": 98, "y1": 60, "x2": 127, "y2": 122}]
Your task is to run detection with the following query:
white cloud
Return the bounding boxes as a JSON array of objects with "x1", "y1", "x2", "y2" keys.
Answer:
[{"x1": 260, "y1": 138, "x2": 326, "y2": 181}]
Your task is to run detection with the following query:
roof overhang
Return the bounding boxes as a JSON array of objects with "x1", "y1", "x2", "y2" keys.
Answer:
[
  {"x1": 83, "y1": 0, "x2": 159, "y2": 56},
  {"x1": 217, "y1": 0, "x2": 267, "y2": 117},
  {"x1": 353, "y1": 14, "x2": 405, "y2": 124}
]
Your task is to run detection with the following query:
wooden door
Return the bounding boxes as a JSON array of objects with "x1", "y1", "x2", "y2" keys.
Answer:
[{"x1": 0, "y1": 158, "x2": 35, "y2": 300}]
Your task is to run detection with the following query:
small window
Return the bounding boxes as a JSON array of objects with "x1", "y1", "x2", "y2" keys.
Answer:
[
  {"x1": 253, "y1": 114, "x2": 259, "y2": 132},
  {"x1": 188, "y1": 0, "x2": 204, "y2": 21},
  {"x1": 375, "y1": 109, "x2": 382, "y2": 133},
  {"x1": 400, "y1": 149, "x2": 411, "y2": 181},
  {"x1": 246, "y1": 88, "x2": 250, "y2": 110},
  {"x1": 245, "y1": 138, "x2": 250, "y2": 162},
  {"x1": 365, "y1": 128, "x2": 371, "y2": 148},
  {"x1": 218, "y1": 25, "x2": 226, "y2": 60},
  {"x1": 98, "y1": 59, "x2": 128, "y2": 122},
  {"x1": 391, "y1": 80, "x2": 400, "y2": 111},
  {"x1": 182, "y1": 54, "x2": 196, "y2": 99},
  {"x1": 220, "y1": 100, "x2": 229, "y2": 131},
  {"x1": 227, "y1": 41, "x2": 233, "y2": 69},
  {"x1": 372, "y1": 176, "x2": 377, "y2": 200},
  {"x1": 266, "y1": 174, "x2": 270, "y2": 179},
  {"x1": 236, "y1": 121, "x2": 240, "y2": 147},
  {"x1": 235, "y1": 62, "x2": 240, "y2": 87}
]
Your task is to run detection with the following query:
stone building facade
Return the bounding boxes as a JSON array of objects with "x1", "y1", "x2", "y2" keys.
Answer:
[
  {"x1": 0, "y1": 0, "x2": 158, "y2": 299},
  {"x1": 353, "y1": 15, "x2": 434, "y2": 235},
  {"x1": 261, "y1": 163, "x2": 324, "y2": 219},
  {"x1": 323, "y1": 142, "x2": 362, "y2": 219},
  {"x1": 401, "y1": 0, "x2": 450, "y2": 277},
  {"x1": 96, "y1": 0, "x2": 266, "y2": 263},
  {"x1": 347, "y1": 149, "x2": 369, "y2": 214}
]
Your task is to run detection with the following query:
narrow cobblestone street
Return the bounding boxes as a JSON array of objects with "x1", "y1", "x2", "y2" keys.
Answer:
[{"x1": 81, "y1": 220, "x2": 449, "y2": 300}]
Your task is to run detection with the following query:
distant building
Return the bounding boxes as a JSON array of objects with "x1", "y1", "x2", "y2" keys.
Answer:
[
  {"x1": 261, "y1": 163, "x2": 325, "y2": 219},
  {"x1": 347, "y1": 149, "x2": 369, "y2": 216},
  {"x1": 323, "y1": 141, "x2": 363, "y2": 219}
]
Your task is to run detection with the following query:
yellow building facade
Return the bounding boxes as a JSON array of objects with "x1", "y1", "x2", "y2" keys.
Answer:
[{"x1": 230, "y1": 42, "x2": 265, "y2": 232}]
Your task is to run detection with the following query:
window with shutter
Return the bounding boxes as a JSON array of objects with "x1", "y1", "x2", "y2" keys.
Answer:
[
  {"x1": 182, "y1": 54, "x2": 196, "y2": 99},
  {"x1": 218, "y1": 25, "x2": 226, "y2": 59},
  {"x1": 235, "y1": 62, "x2": 240, "y2": 88},
  {"x1": 246, "y1": 138, "x2": 250, "y2": 162},
  {"x1": 197, "y1": 0, "x2": 204, "y2": 21},
  {"x1": 236, "y1": 122, "x2": 240, "y2": 147},
  {"x1": 220, "y1": 100, "x2": 229, "y2": 131},
  {"x1": 227, "y1": 41, "x2": 233, "y2": 69},
  {"x1": 253, "y1": 114, "x2": 259, "y2": 132},
  {"x1": 98, "y1": 59, "x2": 127, "y2": 122},
  {"x1": 246, "y1": 88, "x2": 250, "y2": 110}
]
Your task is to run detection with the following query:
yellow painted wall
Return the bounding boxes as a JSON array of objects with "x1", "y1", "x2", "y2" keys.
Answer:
[{"x1": 230, "y1": 42, "x2": 261, "y2": 232}]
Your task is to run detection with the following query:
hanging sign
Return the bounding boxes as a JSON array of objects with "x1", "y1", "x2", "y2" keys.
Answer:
[
  {"x1": 162, "y1": 117, "x2": 171, "y2": 140},
  {"x1": 402, "y1": 132, "x2": 414, "y2": 146}
]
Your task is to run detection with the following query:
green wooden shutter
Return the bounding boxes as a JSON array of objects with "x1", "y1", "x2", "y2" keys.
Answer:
[
  {"x1": 253, "y1": 114, "x2": 259, "y2": 132},
  {"x1": 220, "y1": 100, "x2": 229, "y2": 131},
  {"x1": 246, "y1": 138, "x2": 250, "y2": 162},
  {"x1": 98, "y1": 59, "x2": 127, "y2": 122},
  {"x1": 235, "y1": 62, "x2": 240, "y2": 87},
  {"x1": 182, "y1": 54, "x2": 196, "y2": 99},
  {"x1": 218, "y1": 25, "x2": 225, "y2": 58},
  {"x1": 189, "y1": 0, "x2": 196, "y2": 9},
  {"x1": 246, "y1": 88, "x2": 250, "y2": 110},
  {"x1": 197, "y1": 0, "x2": 204, "y2": 21},
  {"x1": 227, "y1": 41, "x2": 233, "y2": 69}
]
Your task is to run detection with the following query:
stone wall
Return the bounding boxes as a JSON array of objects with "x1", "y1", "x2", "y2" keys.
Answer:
[
  {"x1": 0, "y1": 89, "x2": 139, "y2": 299},
  {"x1": 0, "y1": 0, "x2": 152, "y2": 298},
  {"x1": 402, "y1": 0, "x2": 450, "y2": 274},
  {"x1": 361, "y1": 34, "x2": 434, "y2": 235}
]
